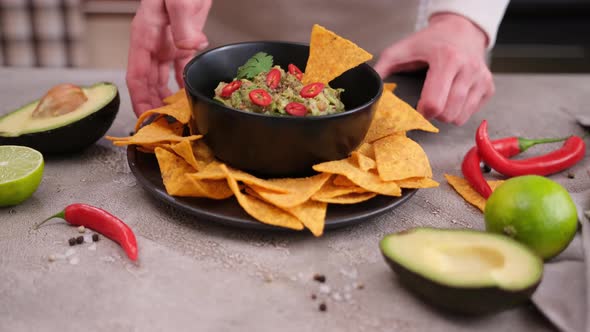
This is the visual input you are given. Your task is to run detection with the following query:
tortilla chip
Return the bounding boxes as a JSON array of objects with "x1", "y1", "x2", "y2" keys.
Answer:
[
  {"x1": 374, "y1": 135, "x2": 432, "y2": 181},
  {"x1": 163, "y1": 89, "x2": 187, "y2": 105},
  {"x1": 332, "y1": 175, "x2": 357, "y2": 187},
  {"x1": 384, "y1": 82, "x2": 397, "y2": 93},
  {"x1": 170, "y1": 140, "x2": 199, "y2": 170},
  {"x1": 154, "y1": 147, "x2": 232, "y2": 199},
  {"x1": 245, "y1": 187, "x2": 326, "y2": 236},
  {"x1": 395, "y1": 177, "x2": 439, "y2": 189},
  {"x1": 313, "y1": 179, "x2": 367, "y2": 200},
  {"x1": 107, "y1": 118, "x2": 201, "y2": 146},
  {"x1": 350, "y1": 151, "x2": 376, "y2": 172},
  {"x1": 445, "y1": 174, "x2": 504, "y2": 212},
  {"x1": 313, "y1": 158, "x2": 401, "y2": 196},
  {"x1": 283, "y1": 200, "x2": 327, "y2": 237},
  {"x1": 135, "y1": 97, "x2": 191, "y2": 132},
  {"x1": 248, "y1": 173, "x2": 331, "y2": 208},
  {"x1": 355, "y1": 142, "x2": 375, "y2": 159},
  {"x1": 220, "y1": 164, "x2": 303, "y2": 230},
  {"x1": 364, "y1": 89, "x2": 438, "y2": 143},
  {"x1": 190, "y1": 161, "x2": 290, "y2": 194},
  {"x1": 303, "y1": 24, "x2": 373, "y2": 85},
  {"x1": 314, "y1": 192, "x2": 377, "y2": 204}
]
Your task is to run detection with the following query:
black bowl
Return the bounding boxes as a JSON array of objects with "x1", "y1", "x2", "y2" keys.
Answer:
[{"x1": 183, "y1": 41, "x2": 383, "y2": 178}]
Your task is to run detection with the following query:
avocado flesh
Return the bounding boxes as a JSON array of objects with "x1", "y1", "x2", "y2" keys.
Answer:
[
  {"x1": 0, "y1": 83, "x2": 117, "y2": 137},
  {"x1": 381, "y1": 228, "x2": 543, "y2": 314}
]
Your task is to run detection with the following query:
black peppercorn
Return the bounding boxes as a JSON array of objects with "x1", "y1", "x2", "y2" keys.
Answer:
[
  {"x1": 318, "y1": 303, "x2": 327, "y2": 312},
  {"x1": 313, "y1": 274, "x2": 326, "y2": 283},
  {"x1": 68, "y1": 238, "x2": 77, "y2": 246},
  {"x1": 76, "y1": 236, "x2": 84, "y2": 244},
  {"x1": 92, "y1": 234, "x2": 99, "y2": 242},
  {"x1": 481, "y1": 163, "x2": 492, "y2": 173}
]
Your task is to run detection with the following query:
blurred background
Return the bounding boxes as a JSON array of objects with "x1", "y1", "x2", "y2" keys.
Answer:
[{"x1": 0, "y1": 0, "x2": 588, "y2": 72}]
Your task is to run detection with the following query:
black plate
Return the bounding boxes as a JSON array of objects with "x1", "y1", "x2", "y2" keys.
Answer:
[
  {"x1": 128, "y1": 147, "x2": 416, "y2": 231},
  {"x1": 126, "y1": 72, "x2": 425, "y2": 231}
]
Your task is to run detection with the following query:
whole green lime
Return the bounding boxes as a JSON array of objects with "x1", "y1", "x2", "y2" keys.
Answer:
[
  {"x1": 484, "y1": 175, "x2": 577, "y2": 260},
  {"x1": 0, "y1": 145, "x2": 44, "y2": 207}
]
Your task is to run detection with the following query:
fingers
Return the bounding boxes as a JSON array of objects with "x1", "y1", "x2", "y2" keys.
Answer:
[
  {"x1": 374, "y1": 39, "x2": 427, "y2": 78},
  {"x1": 417, "y1": 48, "x2": 461, "y2": 119},
  {"x1": 158, "y1": 62, "x2": 173, "y2": 100},
  {"x1": 454, "y1": 74, "x2": 495, "y2": 125},
  {"x1": 126, "y1": 0, "x2": 167, "y2": 116},
  {"x1": 435, "y1": 66, "x2": 476, "y2": 123},
  {"x1": 165, "y1": 0, "x2": 211, "y2": 50},
  {"x1": 174, "y1": 49, "x2": 196, "y2": 88}
]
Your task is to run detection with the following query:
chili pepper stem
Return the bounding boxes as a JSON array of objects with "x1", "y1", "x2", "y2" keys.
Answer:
[
  {"x1": 33, "y1": 210, "x2": 66, "y2": 230},
  {"x1": 518, "y1": 136, "x2": 570, "y2": 152}
]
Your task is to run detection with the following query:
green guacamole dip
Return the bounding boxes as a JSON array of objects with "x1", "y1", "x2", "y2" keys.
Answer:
[{"x1": 213, "y1": 57, "x2": 345, "y2": 116}]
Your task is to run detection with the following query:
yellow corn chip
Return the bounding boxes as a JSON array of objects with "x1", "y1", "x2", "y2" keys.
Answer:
[
  {"x1": 333, "y1": 175, "x2": 357, "y2": 187},
  {"x1": 445, "y1": 174, "x2": 504, "y2": 212},
  {"x1": 313, "y1": 179, "x2": 367, "y2": 200},
  {"x1": 303, "y1": 24, "x2": 373, "y2": 84},
  {"x1": 163, "y1": 89, "x2": 187, "y2": 105},
  {"x1": 190, "y1": 161, "x2": 290, "y2": 193},
  {"x1": 374, "y1": 135, "x2": 432, "y2": 181},
  {"x1": 107, "y1": 118, "x2": 201, "y2": 146},
  {"x1": 245, "y1": 187, "x2": 326, "y2": 237},
  {"x1": 313, "y1": 158, "x2": 401, "y2": 196},
  {"x1": 248, "y1": 173, "x2": 331, "y2": 208},
  {"x1": 395, "y1": 177, "x2": 439, "y2": 189},
  {"x1": 221, "y1": 164, "x2": 303, "y2": 230},
  {"x1": 364, "y1": 89, "x2": 438, "y2": 143},
  {"x1": 314, "y1": 192, "x2": 377, "y2": 204},
  {"x1": 154, "y1": 147, "x2": 232, "y2": 199},
  {"x1": 384, "y1": 82, "x2": 397, "y2": 93},
  {"x1": 170, "y1": 140, "x2": 214, "y2": 171},
  {"x1": 283, "y1": 200, "x2": 327, "y2": 237},
  {"x1": 350, "y1": 151, "x2": 376, "y2": 172},
  {"x1": 355, "y1": 142, "x2": 375, "y2": 159},
  {"x1": 135, "y1": 97, "x2": 191, "y2": 132}
]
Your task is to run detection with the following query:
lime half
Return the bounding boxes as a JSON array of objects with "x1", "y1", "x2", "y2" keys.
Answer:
[{"x1": 0, "y1": 145, "x2": 44, "y2": 207}]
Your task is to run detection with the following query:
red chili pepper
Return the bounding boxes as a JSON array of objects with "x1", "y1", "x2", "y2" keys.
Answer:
[
  {"x1": 288, "y1": 64, "x2": 303, "y2": 81},
  {"x1": 266, "y1": 68, "x2": 281, "y2": 89},
  {"x1": 300, "y1": 82, "x2": 324, "y2": 98},
  {"x1": 220, "y1": 80, "x2": 242, "y2": 98},
  {"x1": 249, "y1": 89, "x2": 272, "y2": 106},
  {"x1": 462, "y1": 136, "x2": 568, "y2": 198},
  {"x1": 34, "y1": 203, "x2": 138, "y2": 261},
  {"x1": 476, "y1": 120, "x2": 586, "y2": 177},
  {"x1": 285, "y1": 102, "x2": 307, "y2": 116}
]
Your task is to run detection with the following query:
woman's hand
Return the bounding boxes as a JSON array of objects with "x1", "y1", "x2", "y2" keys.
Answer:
[
  {"x1": 374, "y1": 13, "x2": 494, "y2": 126},
  {"x1": 126, "y1": 0, "x2": 212, "y2": 117}
]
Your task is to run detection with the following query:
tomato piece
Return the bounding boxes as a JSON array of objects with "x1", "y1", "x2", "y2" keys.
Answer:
[
  {"x1": 300, "y1": 82, "x2": 324, "y2": 98},
  {"x1": 266, "y1": 68, "x2": 281, "y2": 89},
  {"x1": 288, "y1": 64, "x2": 303, "y2": 81},
  {"x1": 285, "y1": 102, "x2": 307, "y2": 116},
  {"x1": 248, "y1": 89, "x2": 272, "y2": 107},
  {"x1": 220, "y1": 80, "x2": 242, "y2": 98}
]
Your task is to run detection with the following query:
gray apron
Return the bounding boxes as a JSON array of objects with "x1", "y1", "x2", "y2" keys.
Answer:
[{"x1": 204, "y1": 0, "x2": 420, "y2": 59}]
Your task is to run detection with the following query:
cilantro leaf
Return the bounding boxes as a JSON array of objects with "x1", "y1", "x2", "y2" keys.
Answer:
[{"x1": 236, "y1": 52, "x2": 273, "y2": 79}]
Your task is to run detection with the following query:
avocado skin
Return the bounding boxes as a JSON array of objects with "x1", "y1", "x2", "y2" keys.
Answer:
[
  {"x1": 382, "y1": 252, "x2": 540, "y2": 315},
  {"x1": 0, "y1": 92, "x2": 119, "y2": 154}
]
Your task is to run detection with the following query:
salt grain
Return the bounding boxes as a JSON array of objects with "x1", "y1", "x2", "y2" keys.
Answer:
[
  {"x1": 68, "y1": 257, "x2": 80, "y2": 265},
  {"x1": 77, "y1": 226, "x2": 86, "y2": 233},
  {"x1": 332, "y1": 292, "x2": 343, "y2": 302},
  {"x1": 48, "y1": 254, "x2": 56, "y2": 262},
  {"x1": 65, "y1": 248, "x2": 76, "y2": 257},
  {"x1": 88, "y1": 243, "x2": 97, "y2": 251},
  {"x1": 319, "y1": 284, "x2": 331, "y2": 294}
]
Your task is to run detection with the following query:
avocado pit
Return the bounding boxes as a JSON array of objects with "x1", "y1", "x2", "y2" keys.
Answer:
[{"x1": 32, "y1": 84, "x2": 88, "y2": 118}]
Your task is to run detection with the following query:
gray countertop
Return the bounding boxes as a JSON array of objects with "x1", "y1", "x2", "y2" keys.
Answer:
[{"x1": 1, "y1": 68, "x2": 588, "y2": 332}]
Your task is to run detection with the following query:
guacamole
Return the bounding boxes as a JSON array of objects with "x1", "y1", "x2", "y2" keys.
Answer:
[{"x1": 213, "y1": 53, "x2": 345, "y2": 116}]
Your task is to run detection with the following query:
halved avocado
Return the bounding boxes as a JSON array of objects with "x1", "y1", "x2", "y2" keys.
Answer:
[
  {"x1": 0, "y1": 82, "x2": 119, "y2": 154},
  {"x1": 380, "y1": 227, "x2": 543, "y2": 315}
]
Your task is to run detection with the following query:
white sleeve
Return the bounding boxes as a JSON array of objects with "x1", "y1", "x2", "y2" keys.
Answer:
[{"x1": 425, "y1": 0, "x2": 510, "y2": 49}]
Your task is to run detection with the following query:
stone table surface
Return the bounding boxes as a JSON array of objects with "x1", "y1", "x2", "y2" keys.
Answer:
[{"x1": 1, "y1": 68, "x2": 588, "y2": 332}]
